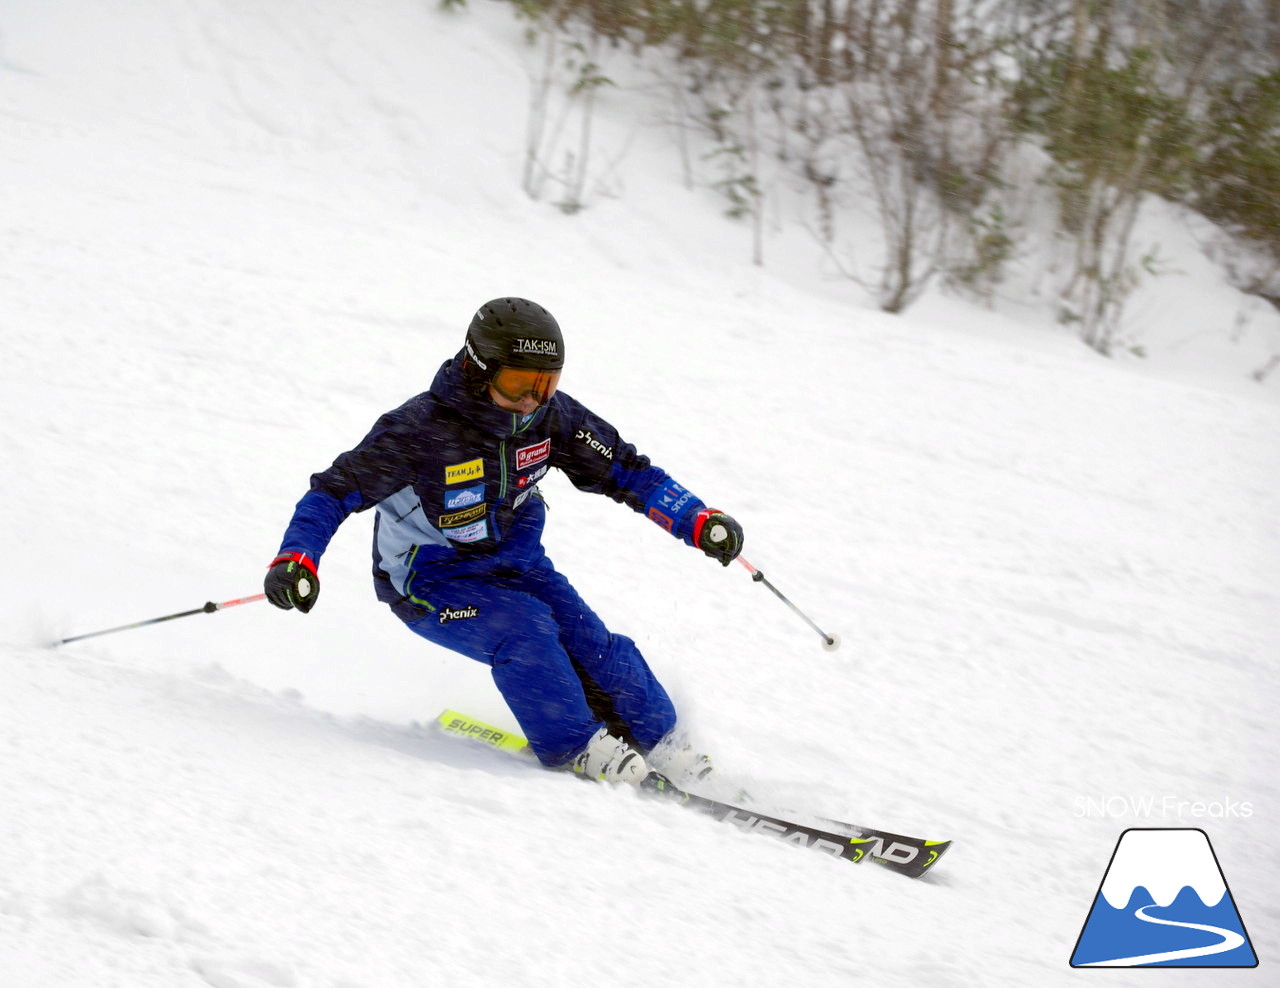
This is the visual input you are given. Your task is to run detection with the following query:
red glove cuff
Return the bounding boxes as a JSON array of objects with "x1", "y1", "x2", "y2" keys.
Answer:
[
  {"x1": 691, "y1": 508, "x2": 721, "y2": 548},
  {"x1": 269, "y1": 552, "x2": 318, "y2": 577}
]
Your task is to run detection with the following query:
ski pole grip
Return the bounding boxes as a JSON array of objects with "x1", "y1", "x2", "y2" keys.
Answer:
[{"x1": 212, "y1": 593, "x2": 267, "y2": 611}]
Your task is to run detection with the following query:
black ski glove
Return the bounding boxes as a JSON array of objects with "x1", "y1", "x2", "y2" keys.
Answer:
[
  {"x1": 264, "y1": 552, "x2": 320, "y2": 613},
  {"x1": 693, "y1": 509, "x2": 744, "y2": 567}
]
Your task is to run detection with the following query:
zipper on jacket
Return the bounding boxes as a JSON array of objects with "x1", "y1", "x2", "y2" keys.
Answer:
[{"x1": 400, "y1": 544, "x2": 437, "y2": 612}]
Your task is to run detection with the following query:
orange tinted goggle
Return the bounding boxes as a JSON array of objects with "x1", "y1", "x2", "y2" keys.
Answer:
[{"x1": 491, "y1": 366, "x2": 562, "y2": 403}]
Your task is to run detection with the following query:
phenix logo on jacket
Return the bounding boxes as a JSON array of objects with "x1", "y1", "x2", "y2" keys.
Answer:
[
  {"x1": 575, "y1": 429, "x2": 614, "y2": 461},
  {"x1": 274, "y1": 352, "x2": 709, "y2": 614}
]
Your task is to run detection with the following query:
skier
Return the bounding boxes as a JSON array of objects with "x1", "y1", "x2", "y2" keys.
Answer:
[{"x1": 264, "y1": 298, "x2": 743, "y2": 785}]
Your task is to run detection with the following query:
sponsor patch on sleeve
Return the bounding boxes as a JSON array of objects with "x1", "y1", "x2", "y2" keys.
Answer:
[
  {"x1": 643, "y1": 480, "x2": 701, "y2": 537},
  {"x1": 647, "y1": 508, "x2": 675, "y2": 533}
]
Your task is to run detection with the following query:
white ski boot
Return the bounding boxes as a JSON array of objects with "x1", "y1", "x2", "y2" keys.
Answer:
[
  {"x1": 570, "y1": 727, "x2": 648, "y2": 785},
  {"x1": 645, "y1": 740, "x2": 714, "y2": 788}
]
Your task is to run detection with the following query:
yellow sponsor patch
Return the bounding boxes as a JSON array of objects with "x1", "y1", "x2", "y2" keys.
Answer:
[
  {"x1": 438, "y1": 503, "x2": 486, "y2": 528},
  {"x1": 444, "y1": 458, "x2": 484, "y2": 484}
]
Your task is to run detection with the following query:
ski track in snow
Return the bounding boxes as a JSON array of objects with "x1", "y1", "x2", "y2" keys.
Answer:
[{"x1": 2, "y1": 0, "x2": 1278, "y2": 985}]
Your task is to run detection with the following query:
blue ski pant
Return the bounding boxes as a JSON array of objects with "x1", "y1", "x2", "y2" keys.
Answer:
[{"x1": 379, "y1": 555, "x2": 676, "y2": 766}]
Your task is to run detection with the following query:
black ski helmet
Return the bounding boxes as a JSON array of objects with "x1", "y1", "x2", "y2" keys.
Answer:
[{"x1": 464, "y1": 298, "x2": 564, "y2": 376}]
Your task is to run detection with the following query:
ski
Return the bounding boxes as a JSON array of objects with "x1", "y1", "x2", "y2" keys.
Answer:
[
  {"x1": 435, "y1": 709, "x2": 951, "y2": 879},
  {"x1": 638, "y1": 773, "x2": 950, "y2": 877},
  {"x1": 436, "y1": 708, "x2": 532, "y2": 756}
]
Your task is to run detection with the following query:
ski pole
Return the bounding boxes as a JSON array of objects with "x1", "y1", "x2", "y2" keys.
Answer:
[
  {"x1": 736, "y1": 557, "x2": 840, "y2": 652},
  {"x1": 53, "y1": 593, "x2": 267, "y2": 646}
]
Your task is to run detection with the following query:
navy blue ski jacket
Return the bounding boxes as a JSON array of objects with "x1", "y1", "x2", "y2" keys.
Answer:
[{"x1": 276, "y1": 352, "x2": 708, "y2": 608}]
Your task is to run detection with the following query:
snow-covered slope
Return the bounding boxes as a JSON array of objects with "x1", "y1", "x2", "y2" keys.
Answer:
[{"x1": 2, "y1": 1, "x2": 1277, "y2": 985}]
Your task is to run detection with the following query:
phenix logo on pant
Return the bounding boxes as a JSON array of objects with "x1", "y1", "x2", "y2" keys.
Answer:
[{"x1": 439, "y1": 605, "x2": 480, "y2": 624}]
